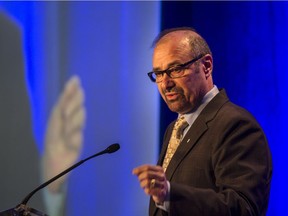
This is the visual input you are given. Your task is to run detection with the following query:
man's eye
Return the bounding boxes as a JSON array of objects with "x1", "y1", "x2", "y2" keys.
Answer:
[
  {"x1": 155, "y1": 72, "x2": 162, "y2": 77},
  {"x1": 171, "y1": 67, "x2": 183, "y2": 73}
]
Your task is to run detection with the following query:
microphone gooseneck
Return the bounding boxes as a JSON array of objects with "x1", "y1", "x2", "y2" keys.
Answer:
[{"x1": 20, "y1": 143, "x2": 120, "y2": 206}]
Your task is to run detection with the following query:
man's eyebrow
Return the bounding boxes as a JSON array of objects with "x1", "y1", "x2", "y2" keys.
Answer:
[{"x1": 152, "y1": 60, "x2": 182, "y2": 72}]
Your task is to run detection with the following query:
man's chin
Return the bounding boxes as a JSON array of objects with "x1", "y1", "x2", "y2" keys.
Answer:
[
  {"x1": 166, "y1": 101, "x2": 193, "y2": 114},
  {"x1": 167, "y1": 103, "x2": 184, "y2": 113}
]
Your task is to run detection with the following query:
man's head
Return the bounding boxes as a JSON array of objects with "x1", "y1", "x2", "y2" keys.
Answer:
[{"x1": 150, "y1": 27, "x2": 214, "y2": 114}]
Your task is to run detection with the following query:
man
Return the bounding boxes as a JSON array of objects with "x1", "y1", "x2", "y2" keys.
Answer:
[{"x1": 133, "y1": 27, "x2": 272, "y2": 216}]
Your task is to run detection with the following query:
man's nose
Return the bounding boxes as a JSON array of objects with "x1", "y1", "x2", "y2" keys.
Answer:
[{"x1": 161, "y1": 73, "x2": 174, "y2": 88}]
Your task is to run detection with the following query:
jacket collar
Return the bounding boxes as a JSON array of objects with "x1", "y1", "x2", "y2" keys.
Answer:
[{"x1": 158, "y1": 89, "x2": 229, "y2": 180}]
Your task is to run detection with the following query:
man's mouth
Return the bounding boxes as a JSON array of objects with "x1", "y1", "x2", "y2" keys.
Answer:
[{"x1": 165, "y1": 92, "x2": 179, "y2": 100}]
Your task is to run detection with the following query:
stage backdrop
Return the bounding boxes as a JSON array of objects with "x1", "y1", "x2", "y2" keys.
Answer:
[
  {"x1": 0, "y1": 2, "x2": 160, "y2": 216},
  {"x1": 0, "y1": 1, "x2": 287, "y2": 216},
  {"x1": 160, "y1": 2, "x2": 288, "y2": 216}
]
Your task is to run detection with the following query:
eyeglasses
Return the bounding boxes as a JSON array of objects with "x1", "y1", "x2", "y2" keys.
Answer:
[{"x1": 147, "y1": 54, "x2": 204, "y2": 83}]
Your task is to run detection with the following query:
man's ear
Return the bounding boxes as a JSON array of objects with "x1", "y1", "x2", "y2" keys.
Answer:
[{"x1": 202, "y1": 54, "x2": 213, "y2": 79}]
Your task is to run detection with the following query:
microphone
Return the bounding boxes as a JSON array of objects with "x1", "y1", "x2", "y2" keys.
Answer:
[
  {"x1": 22, "y1": 143, "x2": 120, "y2": 205},
  {"x1": 0, "y1": 143, "x2": 120, "y2": 216}
]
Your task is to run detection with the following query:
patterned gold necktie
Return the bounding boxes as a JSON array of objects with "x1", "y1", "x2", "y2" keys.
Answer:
[{"x1": 162, "y1": 115, "x2": 189, "y2": 172}]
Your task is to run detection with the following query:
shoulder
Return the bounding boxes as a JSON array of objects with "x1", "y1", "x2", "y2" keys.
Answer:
[
  {"x1": 199, "y1": 89, "x2": 264, "y2": 138},
  {"x1": 207, "y1": 89, "x2": 259, "y2": 123}
]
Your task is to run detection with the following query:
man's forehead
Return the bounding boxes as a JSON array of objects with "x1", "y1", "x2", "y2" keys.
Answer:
[
  {"x1": 152, "y1": 45, "x2": 190, "y2": 70},
  {"x1": 154, "y1": 39, "x2": 191, "y2": 60},
  {"x1": 155, "y1": 34, "x2": 191, "y2": 56}
]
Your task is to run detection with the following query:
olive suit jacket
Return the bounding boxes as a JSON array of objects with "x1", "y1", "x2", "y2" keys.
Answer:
[{"x1": 149, "y1": 89, "x2": 272, "y2": 216}]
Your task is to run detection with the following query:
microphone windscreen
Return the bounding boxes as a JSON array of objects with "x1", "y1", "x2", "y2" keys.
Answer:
[{"x1": 106, "y1": 143, "x2": 120, "y2": 153}]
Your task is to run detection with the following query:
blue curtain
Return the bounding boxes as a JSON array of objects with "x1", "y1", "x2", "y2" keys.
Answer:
[{"x1": 161, "y1": 1, "x2": 288, "y2": 216}]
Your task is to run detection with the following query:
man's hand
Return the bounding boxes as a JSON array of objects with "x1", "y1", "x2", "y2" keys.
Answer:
[
  {"x1": 43, "y1": 76, "x2": 86, "y2": 193},
  {"x1": 133, "y1": 164, "x2": 168, "y2": 204}
]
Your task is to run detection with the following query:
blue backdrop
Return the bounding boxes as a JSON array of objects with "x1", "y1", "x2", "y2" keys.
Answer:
[
  {"x1": 0, "y1": 1, "x2": 287, "y2": 216},
  {"x1": 160, "y1": 2, "x2": 288, "y2": 216}
]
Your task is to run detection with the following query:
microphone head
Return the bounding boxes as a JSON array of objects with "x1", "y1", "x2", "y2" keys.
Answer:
[{"x1": 106, "y1": 143, "x2": 120, "y2": 153}]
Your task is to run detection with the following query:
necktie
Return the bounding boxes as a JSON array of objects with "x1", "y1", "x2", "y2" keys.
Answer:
[{"x1": 162, "y1": 115, "x2": 189, "y2": 172}]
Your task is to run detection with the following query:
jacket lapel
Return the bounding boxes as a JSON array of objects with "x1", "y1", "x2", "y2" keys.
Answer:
[
  {"x1": 150, "y1": 89, "x2": 229, "y2": 216},
  {"x1": 157, "y1": 123, "x2": 174, "y2": 166},
  {"x1": 164, "y1": 89, "x2": 229, "y2": 181},
  {"x1": 165, "y1": 117, "x2": 208, "y2": 180}
]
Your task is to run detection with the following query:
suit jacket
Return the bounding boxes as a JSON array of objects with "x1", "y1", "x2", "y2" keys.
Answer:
[{"x1": 149, "y1": 89, "x2": 272, "y2": 216}]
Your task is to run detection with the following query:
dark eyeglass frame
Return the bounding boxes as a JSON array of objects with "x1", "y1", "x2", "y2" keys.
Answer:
[{"x1": 147, "y1": 54, "x2": 205, "y2": 83}]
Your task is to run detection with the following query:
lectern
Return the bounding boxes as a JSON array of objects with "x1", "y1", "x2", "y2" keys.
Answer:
[{"x1": 0, "y1": 204, "x2": 47, "y2": 216}]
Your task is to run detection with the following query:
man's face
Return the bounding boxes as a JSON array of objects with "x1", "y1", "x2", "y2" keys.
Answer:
[{"x1": 153, "y1": 38, "x2": 211, "y2": 114}]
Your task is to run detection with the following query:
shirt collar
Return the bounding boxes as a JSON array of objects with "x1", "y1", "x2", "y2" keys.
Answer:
[{"x1": 181, "y1": 85, "x2": 219, "y2": 126}]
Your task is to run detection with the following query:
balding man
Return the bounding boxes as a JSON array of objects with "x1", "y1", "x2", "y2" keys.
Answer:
[{"x1": 133, "y1": 27, "x2": 272, "y2": 216}]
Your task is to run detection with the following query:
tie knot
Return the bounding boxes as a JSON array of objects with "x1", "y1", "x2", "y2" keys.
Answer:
[{"x1": 174, "y1": 116, "x2": 188, "y2": 139}]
